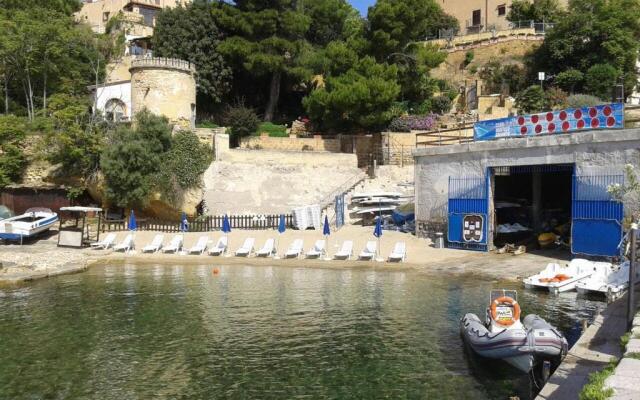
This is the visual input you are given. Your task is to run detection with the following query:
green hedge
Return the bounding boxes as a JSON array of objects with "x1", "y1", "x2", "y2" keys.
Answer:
[{"x1": 257, "y1": 122, "x2": 288, "y2": 137}]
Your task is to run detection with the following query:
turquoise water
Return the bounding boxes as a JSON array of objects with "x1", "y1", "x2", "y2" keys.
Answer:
[{"x1": 0, "y1": 263, "x2": 606, "y2": 399}]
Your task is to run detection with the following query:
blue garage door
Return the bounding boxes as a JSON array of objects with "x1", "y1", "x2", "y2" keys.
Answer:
[
  {"x1": 448, "y1": 176, "x2": 489, "y2": 251},
  {"x1": 572, "y1": 173, "x2": 624, "y2": 257}
]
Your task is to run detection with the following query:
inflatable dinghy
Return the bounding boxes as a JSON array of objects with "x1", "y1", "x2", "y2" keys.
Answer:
[{"x1": 460, "y1": 290, "x2": 568, "y2": 373}]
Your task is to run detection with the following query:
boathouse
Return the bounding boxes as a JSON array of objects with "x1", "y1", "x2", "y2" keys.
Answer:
[{"x1": 413, "y1": 104, "x2": 639, "y2": 257}]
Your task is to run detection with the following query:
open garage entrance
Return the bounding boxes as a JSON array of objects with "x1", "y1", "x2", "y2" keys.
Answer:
[{"x1": 491, "y1": 165, "x2": 574, "y2": 253}]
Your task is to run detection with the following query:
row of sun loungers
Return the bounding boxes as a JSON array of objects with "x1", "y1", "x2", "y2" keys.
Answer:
[{"x1": 92, "y1": 234, "x2": 406, "y2": 262}]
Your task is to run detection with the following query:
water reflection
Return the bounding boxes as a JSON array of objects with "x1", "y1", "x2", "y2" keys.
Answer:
[{"x1": 0, "y1": 263, "x2": 607, "y2": 400}]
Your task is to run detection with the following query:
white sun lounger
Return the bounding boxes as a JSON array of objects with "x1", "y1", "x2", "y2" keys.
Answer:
[
  {"x1": 388, "y1": 242, "x2": 406, "y2": 262},
  {"x1": 235, "y1": 238, "x2": 255, "y2": 257},
  {"x1": 256, "y1": 238, "x2": 276, "y2": 257},
  {"x1": 306, "y1": 240, "x2": 326, "y2": 258},
  {"x1": 189, "y1": 236, "x2": 209, "y2": 255},
  {"x1": 162, "y1": 235, "x2": 183, "y2": 253},
  {"x1": 142, "y1": 234, "x2": 164, "y2": 253},
  {"x1": 113, "y1": 234, "x2": 134, "y2": 253},
  {"x1": 284, "y1": 239, "x2": 304, "y2": 258},
  {"x1": 334, "y1": 240, "x2": 353, "y2": 260},
  {"x1": 208, "y1": 237, "x2": 228, "y2": 256},
  {"x1": 359, "y1": 241, "x2": 377, "y2": 260},
  {"x1": 91, "y1": 233, "x2": 116, "y2": 249}
]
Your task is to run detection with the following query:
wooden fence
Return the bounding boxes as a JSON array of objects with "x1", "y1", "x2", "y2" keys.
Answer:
[{"x1": 102, "y1": 214, "x2": 294, "y2": 232}]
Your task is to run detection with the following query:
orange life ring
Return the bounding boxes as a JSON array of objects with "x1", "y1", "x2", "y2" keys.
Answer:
[{"x1": 490, "y1": 296, "x2": 521, "y2": 327}]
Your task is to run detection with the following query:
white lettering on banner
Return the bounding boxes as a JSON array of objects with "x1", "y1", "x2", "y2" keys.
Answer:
[{"x1": 494, "y1": 120, "x2": 512, "y2": 138}]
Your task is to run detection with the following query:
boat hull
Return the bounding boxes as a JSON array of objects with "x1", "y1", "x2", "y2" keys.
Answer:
[
  {"x1": 460, "y1": 313, "x2": 567, "y2": 373},
  {"x1": 0, "y1": 212, "x2": 58, "y2": 240}
]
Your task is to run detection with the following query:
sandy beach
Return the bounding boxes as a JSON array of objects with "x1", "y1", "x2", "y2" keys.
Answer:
[{"x1": 0, "y1": 225, "x2": 570, "y2": 283}]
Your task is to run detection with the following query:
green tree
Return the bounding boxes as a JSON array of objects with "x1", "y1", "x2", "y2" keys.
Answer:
[
  {"x1": 555, "y1": 69, "x2": 584, "y2": 94},
  {"x1": 213, "y1": 0, "x2": 312, "y2": 121},
  {"x1": 153, "y1": 0, "x2": 231, "y2": 103},
  {"x1": 302, "y1": 0, "x2": 359, "y2": 46},
  {"x1": 585, "y1": 63, "x2": 619, "y2": 101},
  {"x1": 532, "y1": 0, "x2": 640, "y2": 98},
  {"x1": 303, "y1": 56, "x2": 400, "y2": 132},
  {"x1": 0, "y1": 0, "x2": 81, "y2": 15},
  {"x1": 507, "y1": 0, "x2": 564, "y2": 23},
  {"x1": 222, "y1": 104, "x2": 260, "y2": 139},
  {"x1": 100, "y1": 111, "x2": 171, "y2": 209},
  {"x1": 0, "y1": 115, "x2": 27, "y2": 187},
  {"x1": 367, "y1": 0, "x2": 458, "y2": 60},
  {"x1": 516, "y1": 85, "x2": 546, "y2": 113}
]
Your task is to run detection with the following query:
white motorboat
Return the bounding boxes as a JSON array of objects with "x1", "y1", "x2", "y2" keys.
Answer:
[
  {"x1": 523, "y1": 258, "x2": 606, "y2": 294},
  {"x1": 0, "y1": 207, "x2": 59, "y2": 241},
  {"x1": 576, "y1": 261, "x2": 636, "y2": 299},
  {"x1": 460, "y1": 290, "x2": 568, "y2": 373}
]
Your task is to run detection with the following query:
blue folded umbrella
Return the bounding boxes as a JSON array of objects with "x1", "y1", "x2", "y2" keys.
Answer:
[
  {"x1": 222, "y1": 214, "x2": 231, "y2": 234},
  {"x1": 128, "y1": 210, "x2": 137, "y2": 231},
  {"x1": 373, "y1": 216, "x2": 383, "y2": 238},
  {"x1": 180, "y1": 212, "x2": 189, "y2": 232},
  {"x1": 323, "y1": 215, "x2": 330, "y2": 236},
  {"x1": 278, "y1": 214, "x2": 286, "y2": 234}
]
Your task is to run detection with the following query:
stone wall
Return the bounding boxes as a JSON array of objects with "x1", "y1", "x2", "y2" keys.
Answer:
[
  {"x1": 240, "y1": 135, "x2": 341, "y2": 152},
  {"x1": 218, "y1": 148, "x2": 357, "y2": 167},
  {"x1": 130, "y1": 58, "x2": 196, "y2": 130},
  {"x1": 413, "y1": 129, "x2": 640, "y2": 241},
  {"x1": 382, "y1": 132, "x2": 417, "y2": 166}
]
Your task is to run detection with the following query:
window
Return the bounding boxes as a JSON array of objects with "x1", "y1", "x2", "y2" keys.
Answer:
[
  {"x1": 472, "y1": 9, "x2": 482, "y2": 26},
  {"x1": 102, "y1": 12, "x2": 110, "y2": 22},
  {"x1": 497, "y1": 4, "x2": 506, "y2": 16}
]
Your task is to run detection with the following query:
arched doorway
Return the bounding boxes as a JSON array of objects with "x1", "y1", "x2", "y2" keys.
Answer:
[{"x1": 105, "y1": 98, "x2": 127, "y2": 122}]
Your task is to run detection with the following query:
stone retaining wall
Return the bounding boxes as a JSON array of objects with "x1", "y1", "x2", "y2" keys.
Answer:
[{"x1": 240, "y1": 135, "x2": 341, "y2": 152}]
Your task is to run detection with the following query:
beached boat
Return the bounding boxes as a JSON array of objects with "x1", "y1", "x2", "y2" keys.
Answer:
[
  {"x1": 460, "y1": 290, "x2": 568, "y2": 373},
  {"x1": 523, "y1": 258, "x2": 605, "y2": 294},
  {"x1": 0, "y1": 207, "x2": 58, "y2": 241},
  {"x1": 575, "y1": 261, "x2": 633, "y2": 299}
]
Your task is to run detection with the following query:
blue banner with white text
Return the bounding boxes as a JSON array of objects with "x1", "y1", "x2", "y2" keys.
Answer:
[{"x1": 473, "y1": 103, "x2": 624, "y2": 141}]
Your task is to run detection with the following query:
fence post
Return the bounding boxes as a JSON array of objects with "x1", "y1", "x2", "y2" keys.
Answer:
[{"x1": 629, "y1": 224, "x2": 637, "y2": 330}]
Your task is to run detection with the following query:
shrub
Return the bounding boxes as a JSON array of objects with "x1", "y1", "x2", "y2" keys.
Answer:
[
  {"x1": 468, "y1": 64, "x2": 478, "y2": 74},
  {"x1": 585, "y1": 64, "x2": 619, "y2": 101},
  {"x1": 555, "y1": 69, "x2": 584, "y2": 94},
  {"x1": 464, "y1": 51, "x2": 474, "y2": 67},
  {"x1": 545, "y1": 87, "x2": 568, "y2": 110},
  {"x1": 387, "y1": 114, "x2": 437, "y2": 132},
  {"x1": 222, "y1": 104, "x2": 260, "y2": 138},
  {"x1": 566, "y1": 94, "x2": 605, "y2": 109},
  {"x1": 579, "y1": 358, "x2": 617, "y2": 400},
  {"x1": 414, "y1": 100, "x2": 432, "y2": 115},
  {"x1": 257, "y1": 122, "x2": 287, "y2": 137},
  {"x1": 516, "y1": 85, "x2": 546, "y2": 113},
  {"x1": 431, "y1": 96, "x2": 452, "y2": 115},
  {"x1": 196, "y1": 120, "x2": 219, "y2": 129}
]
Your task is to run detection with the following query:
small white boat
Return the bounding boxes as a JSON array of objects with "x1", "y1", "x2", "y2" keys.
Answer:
[
  {"x1": 0, "y1": 207, "x2": 59, "y2": 241},
  {"x1": 351, "y1": 192, "x2": 404, "y2": 199},
  {"x1": 460, "y1": 290, "x2": 568, "y2": 373},
  {"x1": 523, "y1": 258, "x2": 605, "y2": 294},
  {"x1": 353, "y1": 206, "x2": 397, "y2": 215},
  {"x1": 576, "y1": 261, "x2": 635, "y2": 299}
]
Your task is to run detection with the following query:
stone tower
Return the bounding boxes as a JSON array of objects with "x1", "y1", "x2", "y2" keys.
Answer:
[{"x1": 130, "y1": 57, "x2": 196, "y2": 130}]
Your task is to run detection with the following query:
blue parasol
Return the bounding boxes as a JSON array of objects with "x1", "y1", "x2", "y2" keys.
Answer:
[
  {"x1": 179, "y1": 212, "x2": 189, "y2": 232},
  {"x1": 222, "y1": 214, "x2": 231, "y2": 234},
  {"x1": 323, "y1": 215, "x2": 330, "y2": 236},
  {"x1": 278, "y1": 214, "x2": 286, "y2": 234},
  {"x1": 374, "y1": 216, "x2": 383, "y2": 238},
  {"x1": 128, "y1": 210, "x2": 137, "y2": 231}
]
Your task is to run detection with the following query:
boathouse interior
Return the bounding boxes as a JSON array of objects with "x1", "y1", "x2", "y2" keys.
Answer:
[{"x1": 492, "y1": 164, "x2": 574, "y2": 251}]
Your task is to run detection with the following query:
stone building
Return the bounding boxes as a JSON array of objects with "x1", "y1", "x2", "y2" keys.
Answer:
[
  {"x1": 130, "y1": 58, "x2": 197, "y2": 129},
  {"x1": 413, "y1": 126, "x2": 639, "y2": 257},
  {"x1": 440, "y1": 0, "x2": 568, "y2": 34}
]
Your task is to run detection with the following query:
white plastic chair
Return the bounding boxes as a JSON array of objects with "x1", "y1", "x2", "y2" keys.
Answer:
[
  {"x1": 91, "y1": 233, "x2": 116, "y2": 250},
  {"x1": 162, "y1": 235, "x2": 183, "y2": 253},
  {"x1": 284, "y1": 239, "x2": 304, "y2": 258},
  {"x1": 235, "y1": 238, "x2": 255, "y2": 257},
  {"x1": 306, "y1": 240, "x2": 326, "y2": 258},
  {"x1": 142, "y1": 234, "x2": 164, "y2": 253},
  {"x1": 208, "y1": 237, "x2": 228, "y2": 256},
  {"x1": 256, "y1": 238, "x2": 276, "y2": 257},
  {"x1": 334, "y1": 240, "x2": 353, "y2": 260},
  {"x1": 388, "y1": 242, "x2": 406, "y2": 262},
  {"x1": 113, "y1": 234, "x2": 134, "y2": 253},
  {"x1": 189, "y1": 236, "x2": 209, "y2": 254},
  {"x1": 358, "y1": 241, "x2": 377, "y2": 260}
]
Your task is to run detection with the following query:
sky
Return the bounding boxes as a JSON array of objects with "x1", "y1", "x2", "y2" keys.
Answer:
[{"x1": 349, "y1": 0, "x2": 376, "y2": 15}]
